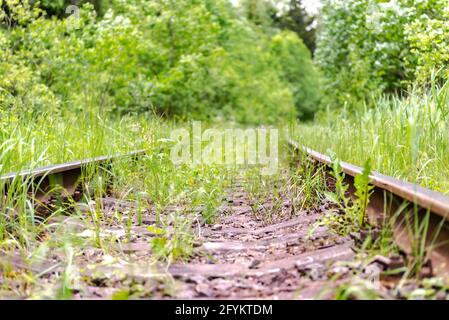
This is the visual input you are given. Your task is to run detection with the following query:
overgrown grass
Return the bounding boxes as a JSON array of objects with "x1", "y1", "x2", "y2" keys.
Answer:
[
  {"x1": 1, "y1": 117, "x2": 288, "y2": 298},
  {"x1": 0, "y1": 110, "x2": 166, "y2": 175},
  {"x1": 295, "y1": 81, "x2": 449, "y2": 193}
]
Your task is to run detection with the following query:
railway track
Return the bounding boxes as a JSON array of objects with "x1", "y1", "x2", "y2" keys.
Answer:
[
  {"x1": 0, "y1": 150, "x2": 145, "y2": 202},
  {"x1": 1, "y1": 142, "x2": 449, "y2": 299},
  {"x1": 288, "y1": 140, "x2": 449, "y2": 277}
]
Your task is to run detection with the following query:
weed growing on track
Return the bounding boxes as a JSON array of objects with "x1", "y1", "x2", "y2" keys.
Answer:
[
  {"x1": 2, "y1": 121, "x2": 286, "y2": 297},
  {"x1": 288, "y1": 150, "x2": 326, "y2": 211},
  {"x1": 305, "y1": 155, "x2": 449, "y2": 294},
  {"x1": 399, "y1": 206, "x2": 447, "y2": 279},
  {"x1": 354, "y1": 161, "x2": 374, "y2": 229},
  {"x1": 331, "y1": 214, "x2": 448, "y2": 300},
  {"x1": 319, "y1": 157, "x2": 375, "y2": 235},
  {"x1": 244, "y1": 168, "x2": 283, "y2": 224},
  {"x1": 243, "y1": 140, "x2": 328, "y2": 225}
]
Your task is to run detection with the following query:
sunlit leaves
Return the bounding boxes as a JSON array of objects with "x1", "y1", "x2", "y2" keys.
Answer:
[
  {"x1": 315, "y1": 0, "x2": 449, "y2": 108},
  {"x1": 1, "y1": 0, "x2": 319, "y2": 124}
]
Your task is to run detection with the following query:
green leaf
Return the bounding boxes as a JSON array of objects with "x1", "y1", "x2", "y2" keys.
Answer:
[
  {"x1": 147, "y1": 226, "x2": 165, "y2": 235},
  {"x1": 354, "y1": 159, "x2": 374, "y2": 228},
  {"x1": 112, "y1": 290, "x2": 130, "y2": 300}
]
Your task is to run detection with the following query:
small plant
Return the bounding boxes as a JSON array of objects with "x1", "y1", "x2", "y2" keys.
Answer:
[
  {"x1": 354, "y1": 160, "x2": 374, "y2": 228},
  {"x1": 149, "y1": 215, "x2": 194, "y2": 263},
  {"x1": 324, "y1": 157, "x2": 374, "y2": 233},
  {"x1": 401, "y1": 207, "x2": 446, "y2": 279},
  {"x1": 333, "y1": 280, "x2": 383, "y2": 300},
  {"x1": 56, "y1": 242, "x2": 76, "y2": 300},
  {"x1": 287, "y1": 149, "x2": 326, "y2": 212},
  {"x1": 324, "y1": 157, "x2": 350, "y2": 210}
]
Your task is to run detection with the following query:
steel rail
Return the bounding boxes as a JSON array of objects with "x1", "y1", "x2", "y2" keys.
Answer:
[
  {"x1": 288, "y1": 139, "x2": 449, "y2": 277},
  {"x1": 289, "y1": 139, "x2": 449, "y2": 219},
  {"x1": 0, "y1": 150, "x2": 146, "y2": 181},
  {"x1": 0, "y1": 150, "x2": 146, "y2": 201}
]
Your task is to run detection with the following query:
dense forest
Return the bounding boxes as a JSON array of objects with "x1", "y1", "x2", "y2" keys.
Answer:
[{"x1": 0, "y1": 0, "x2": 320, "y2": 124}]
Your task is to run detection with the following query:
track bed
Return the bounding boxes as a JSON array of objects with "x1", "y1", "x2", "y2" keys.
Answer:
[{"x1": 1, "y1": 167, "x2": 447, "y2": 300}]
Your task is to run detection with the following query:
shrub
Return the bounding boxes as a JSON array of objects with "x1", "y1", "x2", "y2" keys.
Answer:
[
  {"x1": 270, "y1": 31, "x2": 322, "y2": 120},
  {"x1": 37, "y1": 0, "x2": 106, "y2": 17},
  {"x1": 405, "y1": 4, "x2": 449, "y2": 83},
  {"x1": 315, "y1": 0, "x2": 449, "y2": 108},
  {"x1": 1, "y1": 0, "x2": 320, "y2": 124}
]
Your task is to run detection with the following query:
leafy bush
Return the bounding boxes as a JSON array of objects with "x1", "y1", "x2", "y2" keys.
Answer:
[
  {"x1": 270, "y1": 31, "x2": 322, "y2": 120},
  {"x1": 315, "y1": 0, "x2": 449, "y2": 108},
  {"x1": 0, "y1": 0, "x2": 320, "y2": 124},
  {"x1": 406, "y1": 4, "x2": 449, "y2": 83},
  {"x1": 38, "y1": 0, "x2": 105, "y2": 17},
  {"x1": 211, "y1": 16, "x2": 298, "y2": 123}
]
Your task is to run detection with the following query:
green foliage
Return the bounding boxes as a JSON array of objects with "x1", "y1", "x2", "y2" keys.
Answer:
[
  {"x1": 315, "y1": 0, "x2": 449, "y2": 108},
  {"x1": 406, "y1": 6, "x2": 449, "y2": 83},
  {"x1": 238, "y1": 0, "x2": 277, "y2": 30},
  {"x1": 324, "y1": 157, "x2": 373, "y2": 233},
  {"x1": 325, "y1": 157, "x2": 350, "y2": 210},
  {"x1": 37, "y1": 0, "x2": 106, "y2": 17},
  {"x1": 0, "y1": 0, "x2": 320, "y2": 124},
  {"x1": 0, "y1": 0, "x2": 42, "y2": 28},
  {"x1": 270, "y1": 30, "x2": 322, "y2": 120},
  {"x1": 215, "y1": 18, "x2": 298, "y2": 123},
  {"x1": 296, "y1": 80, "x2": 449, "y2": 194},
  {"x1": 37, "y1": 0, "x2": 68, "y2": 16},
  {"x1": 271, "y1": 0, "x2": 317, "y2": 53},
  {"x1": 0, "y1": 110, "x2": 154, "y2": 175},
  {"x1": 354, "y1": 160, "x2": 374, "y2": 228}
]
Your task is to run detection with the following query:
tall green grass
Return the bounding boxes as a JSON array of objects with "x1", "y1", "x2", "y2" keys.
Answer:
[
  {"x1": 0, "y1": 118, "x2": 237, "y2": 298},
  {"x1": 0, "y1": 110, "x2": 162, "y2": 175},
  {"x1": 295, "y1": 81, "x2": 449, "y2": 194},
  {"x1": 0, "y1": 110, "x2": 165, "y2": 257}
]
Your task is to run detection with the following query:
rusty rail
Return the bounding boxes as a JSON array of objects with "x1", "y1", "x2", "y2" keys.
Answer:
[
  {"x1": 289, "y1": 139, "x2": 449, "y2": 277},
  {"x1": 0, "y1": 150, "x2": 146, "y2": 201}
]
